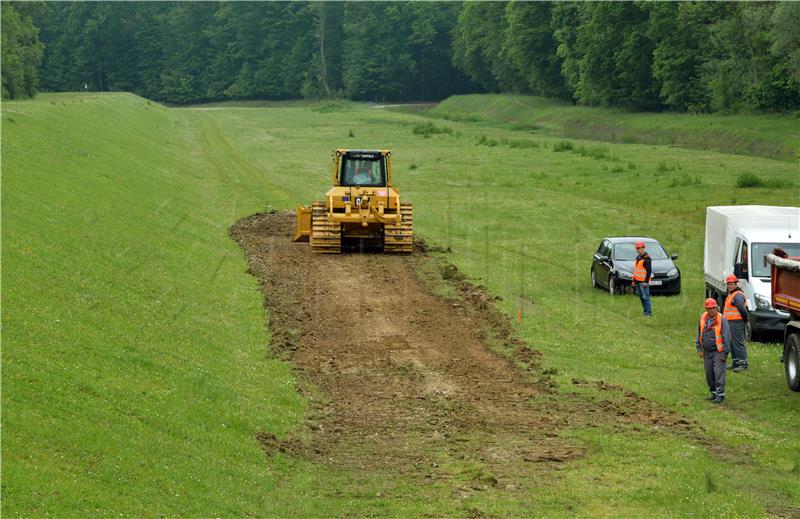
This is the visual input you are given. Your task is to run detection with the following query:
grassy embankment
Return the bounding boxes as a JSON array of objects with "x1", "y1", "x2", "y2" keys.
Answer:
[
  {"x1": 1, "y1": 93, "x2": 308, "y2": 516},
  {"x1": 3, "y1": 92, "x2": 799, "y2": 516},
  {"x1": 423, "y1": 94, "x2": 800, "y2": 161}
]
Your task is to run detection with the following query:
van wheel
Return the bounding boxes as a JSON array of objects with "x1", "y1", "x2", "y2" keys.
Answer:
[
  {"x1": 786, "y1": 333, "x2": 800, "y2": 392},
  {"x1": 591, "y1": 268, "x2": 598, "y2": 289}
]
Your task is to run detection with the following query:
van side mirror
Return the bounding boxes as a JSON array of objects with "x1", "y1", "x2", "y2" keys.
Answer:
[
  {"x1": 733, "y1": 263, "x2": 746, "y2": 279},
  {"x1": 670, "y1": 254, "x2": 678, "y2": 260}
]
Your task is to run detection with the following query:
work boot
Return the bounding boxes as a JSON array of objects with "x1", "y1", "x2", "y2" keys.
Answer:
[
  {"x1": 732, "y1": 366, "x2": 747, "y2": 373},
  {"x1": 705, "y1": 394, "x2": 717, "y2": 401},
  {"x1": 712, "y1": 396, "x2": 725, "y2": 404}
]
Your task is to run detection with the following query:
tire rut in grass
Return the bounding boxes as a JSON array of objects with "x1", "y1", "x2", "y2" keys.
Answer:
[{"x1": 230, "y1": 212, "x2": 716, "y2": 492}]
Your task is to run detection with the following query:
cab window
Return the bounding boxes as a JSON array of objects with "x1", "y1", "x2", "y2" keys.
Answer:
[{"x1": 340, "y1": 153, "x2": 386, "y2": 186}]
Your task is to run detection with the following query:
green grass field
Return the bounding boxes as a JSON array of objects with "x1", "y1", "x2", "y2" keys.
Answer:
[
  {"x1": 3, "y1": 92, "x2": 799, "y2": 516},
  {"x1": 426, "y1": 94, "x2": 800, "y2": 161}
]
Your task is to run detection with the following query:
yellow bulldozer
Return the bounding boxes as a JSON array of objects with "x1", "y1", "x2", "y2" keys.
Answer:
[{"x1": 292, "y1": 149, "x2": 413, "y2": 253}]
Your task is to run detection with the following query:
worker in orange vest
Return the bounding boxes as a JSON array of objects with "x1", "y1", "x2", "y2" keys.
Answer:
[
  {"x1": 696, "y1": 298, "x2": 731, "y2": 404},
  {"x1": 632, "y1": 241, "x2": 652, "y2": 317},
  {"x1": 724, "y1": 274, "x2": 749, "y2": 372}
]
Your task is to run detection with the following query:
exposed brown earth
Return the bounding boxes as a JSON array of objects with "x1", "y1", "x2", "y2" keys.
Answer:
[{"x1": 230, "y1": 212, "x2": 735, "y2": 493}]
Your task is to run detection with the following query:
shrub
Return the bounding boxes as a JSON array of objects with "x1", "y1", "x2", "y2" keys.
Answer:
[
  {"x1": 656, "y1": 161, "x2": 676, "y2": 172},
  {"x1": 736, "y1": 173, "x2": 764, "y2": 188},
  {"x1": 500, "y1": 138, "x2": 540, "y2": 149},
  {"x1": 412, "y1": 122, "x2": 453, "y2": 137},
  {"x1": 736, "y1": 173, "x2": 792, "y2": 189},
  {"x1": 553, "y1": 140, "x2": 574, "y2": 152},
  {"x1": 477, "y1": 134, "x2": 499, "y2": 147}
]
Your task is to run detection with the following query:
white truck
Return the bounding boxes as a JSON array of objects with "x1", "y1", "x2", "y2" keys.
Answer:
[{"x1": 704, "y1": 206, "x2": 800, "y2": 341}]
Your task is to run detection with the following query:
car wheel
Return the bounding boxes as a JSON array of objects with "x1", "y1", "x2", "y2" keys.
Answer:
[
  {"x1": 608, "y1": 275, "x2": 617, "y2": 295},
  {"x1": 591, "y1": 268, "x2": 597, "y2": 289},
  {"x1": 786, "y1": 333, "x2": 800, "y2": 392}
]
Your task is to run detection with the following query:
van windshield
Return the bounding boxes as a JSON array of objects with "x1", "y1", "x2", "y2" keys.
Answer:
[
  {"x1": 751, "y1": 242, "x2": 800, "y2": 278},
  {"x1": 613, "y1": 241, "x2": 668, "y2": 260}
]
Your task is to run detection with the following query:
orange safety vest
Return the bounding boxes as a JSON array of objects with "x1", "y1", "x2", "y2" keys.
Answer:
[
  {"x1": 699, "y1": 312, "x2": 724, "y2": 352},
  {"x1": 633, "y1": 255, "x2": 651, "y2": 282},
  {"x1": 723, "y1": 291, "x2": 747, "y2": 321}
]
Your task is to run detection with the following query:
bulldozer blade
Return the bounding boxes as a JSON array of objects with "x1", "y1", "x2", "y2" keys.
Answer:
[{"x1": 292, "y1": 206, "x2": 312, "y2": 242}]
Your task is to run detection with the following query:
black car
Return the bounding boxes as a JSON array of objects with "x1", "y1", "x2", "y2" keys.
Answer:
[{"x1": 591, "y1": 237, "x2": 681, "y2": 295}]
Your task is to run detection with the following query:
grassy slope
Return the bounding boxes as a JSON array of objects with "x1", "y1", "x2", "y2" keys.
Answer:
[
  {"x1": 1, "y1": 93, "x2": 306, "y2": 516},
  {"x1": 3, "y1": 94, "x2": 799, "y2": 516},
  {"x1": 426, "y1": 94, "x2": 800, "y2": 161}
]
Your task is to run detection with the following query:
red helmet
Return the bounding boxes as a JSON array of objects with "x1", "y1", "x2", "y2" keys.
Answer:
[
  {"x1": 635, "y1": 241, "x2": 645, "y2": 249},
  {"x1": 704, "y1": 298, "x2": 718, "y2": 308},
  {"x1": 725, "y1": 274, "x2": 738, "y2": 283}
]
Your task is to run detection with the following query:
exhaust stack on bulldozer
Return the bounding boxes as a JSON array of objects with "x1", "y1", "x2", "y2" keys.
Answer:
[{"x1": 292, "y1": 149, "x2": 413, "y2": 253}]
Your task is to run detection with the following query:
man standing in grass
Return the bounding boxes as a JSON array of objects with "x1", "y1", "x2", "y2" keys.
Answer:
[
  {"x1": 696, "y1": 298, "x2": 731, "y2": 404},
  {"x1": 724, "y1": 274, "x2": 749, "y2": 372},
  {"x1": 632, "y1": 241, "x2": 652, "y2": 317}
]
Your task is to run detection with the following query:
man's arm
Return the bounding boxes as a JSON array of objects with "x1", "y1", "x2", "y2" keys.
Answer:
[
  {"x1": 696, "y1": 321, "x2": 702, "y2": 352},
  {"x1": 720, "y1": 318, "x2": 731, "y2": 352},
  {"x1": 644, "y1": 256, "x2": 652, "y2": 282},
  {"x1": 733, "y1": 292, "x2": 749, "y2": 321}
]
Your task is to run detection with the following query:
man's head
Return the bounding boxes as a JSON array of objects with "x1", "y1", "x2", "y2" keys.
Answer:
[
  {"x1": 725, "y1": 274, "x2": 738, "y2": 292},
  {"x1": 704, "y1": 297, "x2": 718, "y2": 317},
  {"x1": 635, "y1": 241, "x2": 645, "y2": 254}
]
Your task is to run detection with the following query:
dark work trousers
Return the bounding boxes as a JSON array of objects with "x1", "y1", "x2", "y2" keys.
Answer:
[
  {"x1": 635, "y1": 283, "x2": 652, "y2": 316},
  {"x1": 704, "y1": 349, "x2": 727, "y2": 397},
  {"x1": 729, "y1": 320, "x2": 748, "y2": 368}
]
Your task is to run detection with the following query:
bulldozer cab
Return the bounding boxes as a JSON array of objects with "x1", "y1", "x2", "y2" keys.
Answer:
[{"x1": 339, "y1": 150, "x2": 387, "y2": 187}]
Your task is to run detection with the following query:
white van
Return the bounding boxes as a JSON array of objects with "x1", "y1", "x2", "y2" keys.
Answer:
[{"x1": 704, "y1": 206, "x2": 800, "y2": 340}]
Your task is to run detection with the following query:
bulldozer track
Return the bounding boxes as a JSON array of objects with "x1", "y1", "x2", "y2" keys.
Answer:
[
  {"x1": 383, "y1": 202, "x2": 413, "y2": 254},
  {"x1": 310, "y1": 202, "x2": 342, "y2": 253}
]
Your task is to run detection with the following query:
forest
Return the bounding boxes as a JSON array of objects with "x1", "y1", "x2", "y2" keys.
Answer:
[{"x1": 3, "y1": 1, "x2": 799, "y2": 112}]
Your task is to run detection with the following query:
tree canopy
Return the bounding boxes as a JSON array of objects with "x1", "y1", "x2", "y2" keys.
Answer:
[
  {"x1": 6, "y1": 1, "x2": 798, "y2": 111},
  {"x1": 2, "y1": 3, "x2": 44, "y2": 99}
]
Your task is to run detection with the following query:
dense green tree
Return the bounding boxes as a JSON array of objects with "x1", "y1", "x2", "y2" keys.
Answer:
[
  {"x1": 452, "y1": 2, "x2": 522, "y2": 92},
  {"x1": 1, "y1": 2, "x2": 45, "y2": 99},
  {"x1": 551, "y1": 2, "x2": 583, "y2": 99},
  {"x1": 158, "y1": 3, "x2": 216, "y2": 103},
  {"x1": 406, "y1": 2, "x2": 475, "y2": 100},
  {"x1": 770, "y1": 2, "x2": 800, "y2": 85},
  {"x1": 302, "y1": 2, "x2": 345, "y2": 98},
  {"x1": 342, "y1": 3, "x2": 417, "y2": 101},
  {"x1": 574, "y1": 3, "x2": 660, "y2": 109},
  {"x1": 503, "y1": 1, "x2": 568, "y2": 99},
  {"x1": 648, "y1": 2, "x2": 718, "y2": 112}
]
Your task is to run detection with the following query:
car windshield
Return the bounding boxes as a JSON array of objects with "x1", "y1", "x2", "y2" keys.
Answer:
[
  {"x1": 751, "y1": 242, "x2": 800, "y2": 278},
  {"x1": 613, "y1": 241, "x2": 668, "y2": 261},
  {"x1": 340, "y1": 152, "x2": 386, "y2": 187}
]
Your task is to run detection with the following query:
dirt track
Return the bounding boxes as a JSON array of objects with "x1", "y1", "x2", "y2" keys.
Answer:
[{"x1": 230, "y1": 212, "x2": 713, "y2": 492}]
